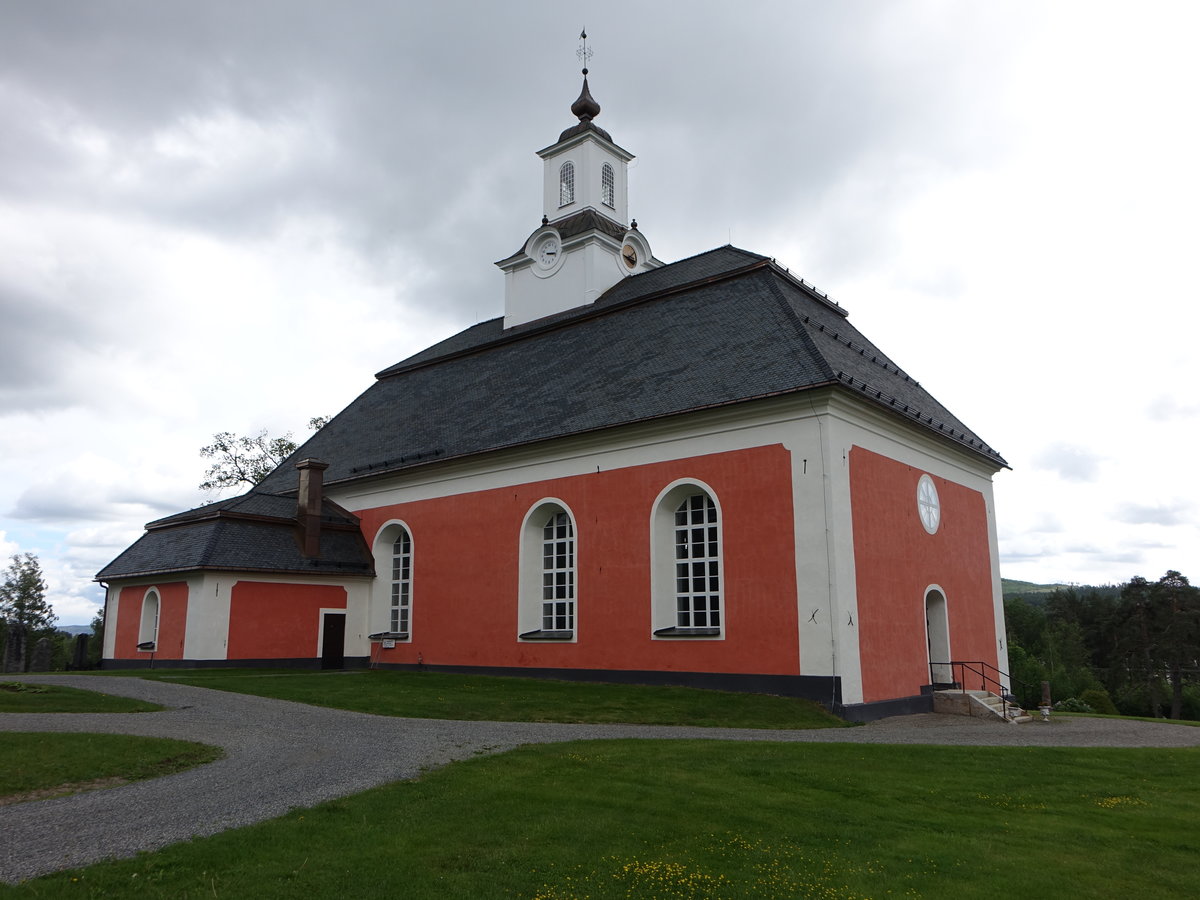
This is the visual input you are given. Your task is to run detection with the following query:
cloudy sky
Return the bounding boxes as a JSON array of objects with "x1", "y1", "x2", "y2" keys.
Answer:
[{"x1": 2, "y1": 1, "x2": 1198, "y2": 625}]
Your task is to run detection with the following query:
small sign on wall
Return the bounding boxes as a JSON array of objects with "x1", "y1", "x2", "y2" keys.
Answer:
[{"x1": 382, "y1": 639, "x2": 396, "y2": 649}]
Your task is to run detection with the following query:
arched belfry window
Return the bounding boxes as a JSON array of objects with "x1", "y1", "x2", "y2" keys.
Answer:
[
  {"x1": 559, "y1": 161, "x2": 575, "y2": 207},
  {"x1": 601, "y1": 162, "x2": 615, "y2": 208}
]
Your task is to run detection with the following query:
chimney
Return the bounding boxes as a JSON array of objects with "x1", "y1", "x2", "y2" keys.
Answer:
[{"x1": 295, "y1": 458, "x2": 330, "y2": 558}]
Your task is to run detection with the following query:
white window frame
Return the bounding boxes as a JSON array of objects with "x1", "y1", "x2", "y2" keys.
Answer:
[
  {"x1": 518, "y1": 499, "x2": 578, "y2": 641},
  {"x1": 390, "y1": 528, "x2": 412, "y2": 635},
  {"x1": 925, "y1": 585, "x2": 952, "y2": 684},
  {"x1": 650, "y1": 480, "x2": 724, "y2": 639},
  {"x1": 138, "y1": 587, "x2": 160, "y2": 651},
  {"x1": 601, "y1": 162, "x2": 615, "y2": 208},
  {"x1": 559, "y1": 161, "x2": 575, "y2": 207},
  {"x1": 371, "y1": 520, "x2": 414, "y2": 640}
]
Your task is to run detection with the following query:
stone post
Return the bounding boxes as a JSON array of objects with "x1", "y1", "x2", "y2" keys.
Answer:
[
  {"x1": 30, "y1": 636, "x2": 53, "y2": 672},
  {"x1": 2, "y1": 622, "x2": 26, "y2": 674},
  {"x1": 72, "y1": 633, "x2": 90, "y2": 670}
]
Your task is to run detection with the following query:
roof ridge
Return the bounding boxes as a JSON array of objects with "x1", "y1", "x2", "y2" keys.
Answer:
[
  {"x1": 377, "y1": 250, "x2": 774, "y2": 381},
  {"x1": 761, "y1": 271, "x2": 838, "y2": 383},
  {"x1": 834, "y1": 370, "x2": 1006, "y2": 464}
]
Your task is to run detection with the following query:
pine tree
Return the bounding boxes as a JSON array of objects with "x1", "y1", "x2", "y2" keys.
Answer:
[{"x1": 0, "y1": 553, "x2": 56, "y2": 635}]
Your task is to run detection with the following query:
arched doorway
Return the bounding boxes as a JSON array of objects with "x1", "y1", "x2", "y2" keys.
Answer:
[{"x1": 925, "y1": 588, "x2": 951, "y2": 685}]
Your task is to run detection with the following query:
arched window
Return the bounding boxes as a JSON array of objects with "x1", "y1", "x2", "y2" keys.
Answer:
[
  {"x1": 926, "y1": 587, "x2": 951, "y2": 685},
  {"x1": 372, "y1": 521, "x2": 414, "y2": 639},
  {"x1": 601, "y1": 162, "x2": 615, "y2": 208},
  {"x1": 519, "y1": 500, "x2": 577, "y2": 640},
  {"x1": 541, "y1": 511, "x2": 575, "y2": 631},
  {"x1": 559, "y1": 161, "x2": 575, "y2": 207},
  {"x1": 673, "y1": 494, "x2": 721, "y2": 628},
  {"x1": 138, "y1": 588, "x2": 159, "y2": 650},
  {"x1": 651, "y1": 482, "x2": 723, "y2": 638},
  {"x1": 390, "y1": 528, "x2": 412, "y2": 635}
]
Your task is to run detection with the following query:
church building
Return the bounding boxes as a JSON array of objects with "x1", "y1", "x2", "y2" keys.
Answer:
[{"x1": 97, "y1": 66, "x2": 1010, "y2": 721}]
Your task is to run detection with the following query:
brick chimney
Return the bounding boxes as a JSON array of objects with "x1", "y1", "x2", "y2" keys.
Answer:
[{"x1": 295, "y1": 458, "x2": 330, "y2": 558}]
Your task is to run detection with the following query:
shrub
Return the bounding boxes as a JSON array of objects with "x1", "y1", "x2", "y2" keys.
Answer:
[
  {"x1": 1079, "y1": 688, "x2": 1119, "y2": 715},
  {"x1": 1053, "y1": 697, "x2": 1094, "y2": 713},
  {"x1": 1179, "y1": 686, "x2": 1200, "y2": 721}
]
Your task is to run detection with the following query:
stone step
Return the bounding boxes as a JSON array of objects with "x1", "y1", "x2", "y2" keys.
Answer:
[{"x1": 933, "y1": 689, "x2": 1031, "y2": 724}]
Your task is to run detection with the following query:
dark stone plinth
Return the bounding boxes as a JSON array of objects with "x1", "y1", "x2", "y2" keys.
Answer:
[
  {"x1": 30, "y1": 636, "x2": 53, "y2": 672},
  {"x1": 2, "y1": 622, "x2": 26, "y2": 674}
]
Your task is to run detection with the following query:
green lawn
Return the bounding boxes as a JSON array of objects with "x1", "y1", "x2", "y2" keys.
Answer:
[
  {"x1": 0, "y1": 732, "x2": 221, "y2": 804},
  {"x1": 107, "y1": 669, "x2": 846, "y2": 729},
  {"x1": 5, "y1": 740, "x2": 1197, "y2": 898},
  {"x1": 0, "y1": 681, "x2": 164, "y2": 713},
  {"x1": 1056, "y1": 711, "x2": 1200, "y2": 727}
]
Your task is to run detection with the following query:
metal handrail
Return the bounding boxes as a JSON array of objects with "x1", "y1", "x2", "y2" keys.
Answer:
[{"x1": 929, "y1": 660, "x2": 1027, "y2": 720}]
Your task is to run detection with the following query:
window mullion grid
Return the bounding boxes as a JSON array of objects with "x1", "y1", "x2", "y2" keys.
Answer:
[
  {"x1": 541, "y1": 513, "x2": 575, "y2": 632},
  {"x1": 391, "y1": 532, "x2": 411, "y2": 634},
  {"x1": 674, "y1": 495, "x2": 720, "y2": 629}
]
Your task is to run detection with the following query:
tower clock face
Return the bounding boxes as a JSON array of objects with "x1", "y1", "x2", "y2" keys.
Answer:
[
  {"x1": 917, "y1": 474, "x2": 941, "y2": 534},
  {"x1": 621, "y1": 243, "x2": 638, "y2": 268},
  {"x1": 537, "y1": 237, "x2": 560, "y2": 269}
]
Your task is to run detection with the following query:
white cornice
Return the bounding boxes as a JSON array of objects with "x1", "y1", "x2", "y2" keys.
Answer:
[{"x1": 537, "y1": 129, "x2": 634, "y2": 162}]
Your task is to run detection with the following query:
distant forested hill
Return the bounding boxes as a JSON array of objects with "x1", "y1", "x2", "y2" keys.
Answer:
[{"x1": 1002, "y1": 578, "x2": 1072, "y2": 599}]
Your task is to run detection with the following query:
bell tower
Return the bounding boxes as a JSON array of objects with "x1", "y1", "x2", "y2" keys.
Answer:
[{"x1": 497, "y1": 35, "x2": 659, "y2": 329}]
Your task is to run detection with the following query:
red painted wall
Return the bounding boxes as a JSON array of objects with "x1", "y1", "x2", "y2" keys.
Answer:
[
  {"x1": 359, "y1": 446, "x2": 800, "y2": 676},
  {"x1": 227, "y1": 582, "x2": 347, "y2": 659},
  {"x1": 850, "y1": 447, "x2": 997, "y2": 702},
  {"x1": 112, "y1": 582, "x2": 188, "y2": 659}
]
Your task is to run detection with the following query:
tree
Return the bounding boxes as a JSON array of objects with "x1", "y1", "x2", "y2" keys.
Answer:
[
  {"x1": 88, "y1": 605, "x2": 105, "y2": 667},
  {"x1": 0, "y1": 553, "x2": 56, "y2": 638},
  {"x1": 198, "y1": 417, "x2": 329, "y2": 493},
  {"x1": 199, "y1": 430, "x2": 298, "y2": 492},
  {"x1": 1115, "y1": 571, "x2": 1200, "y2": 719},
  {"x1": 1150, "y1": 571, "x2": 1200, "y2": 719}
]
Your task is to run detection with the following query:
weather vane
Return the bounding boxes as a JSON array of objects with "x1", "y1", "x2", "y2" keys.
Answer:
[{"x1": 577, "y1": 28, "x2": 592, "y2": 74}]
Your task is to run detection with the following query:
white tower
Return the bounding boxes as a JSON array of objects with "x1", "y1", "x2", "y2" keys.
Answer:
[{"x1": 497, "y1": 62, "x2": 658, "y2": 329}]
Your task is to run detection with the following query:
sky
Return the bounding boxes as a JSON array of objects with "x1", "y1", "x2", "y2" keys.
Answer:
[{"x1": 1, "y1": 1, "x2": 1198, "y2": 625}]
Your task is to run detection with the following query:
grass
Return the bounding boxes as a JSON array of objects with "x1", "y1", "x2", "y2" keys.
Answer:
[
  {"x1": 4, "y1": 739, "x2": 1198, "y2": 898},
  {"x1": 101, "y1": 668, "x2": 847, "y2": 730},
  {"x1": 0, "y1": 733, "x2": 221, "y2": 805},
  {"x1": 0, "y1": 681, "x2": 164, "y2": 714},
  {"x1": 1055, "y1": 711, "x2": 1200, "y2": 727}
]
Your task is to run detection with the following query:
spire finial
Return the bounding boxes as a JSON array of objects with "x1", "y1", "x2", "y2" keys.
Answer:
[
  {"x1": 570, "y1": 29, "x2": 601, "y2": 123},
  {"x1": 577, "y1": 28, "x2": 592, "y2": 76}
]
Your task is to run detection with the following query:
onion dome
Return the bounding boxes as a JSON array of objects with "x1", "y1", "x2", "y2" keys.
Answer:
[
  {"x1": 571, "y1": 71, "x2": 601, "y2": 122},
  {"x1": 558, "y1": 70, "x2": 613, "y2": 143}
]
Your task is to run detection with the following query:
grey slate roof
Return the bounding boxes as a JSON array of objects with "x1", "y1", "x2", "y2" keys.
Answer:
[
  {"x1": 495, "y1": 208, "x2": 629, "y2": 267},
  {"x1": 99, "y1": 243, "x2": 1004, "y2": 581},
  {"x1": 96, "y1": 492, "x2": 373, "y2": 581},
  {"x1": 257, "y1": 245, "x2": 1004, "y2": 495}
]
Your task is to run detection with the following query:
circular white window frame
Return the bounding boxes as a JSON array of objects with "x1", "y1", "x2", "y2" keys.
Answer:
[{"x1": 917, "y1": 474, "x2": 941, "y2": 534}]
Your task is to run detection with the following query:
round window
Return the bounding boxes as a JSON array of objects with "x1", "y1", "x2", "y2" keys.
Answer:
[{"x1": 917, "y1": 474, "x2": 941, "y2": 534}]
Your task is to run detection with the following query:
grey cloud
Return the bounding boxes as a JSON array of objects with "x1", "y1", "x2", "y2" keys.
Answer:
[
  {"x1": 0, "y1": 2, "x2": 1029, "y2": 324},
  {"x1": 10, "y1": 480, "x2": 187, "y2": 524},
  {"x1": 1114, "y1": 500, "x2": 1192, "y2": 527},
  {"x1": 1034, "y1": 442, "x2": 1102, "y2": 483},
  {"x1": 1147, "y1": 394, "x2": 1199, "y2": 421},
  {"x1": 0, "y1": 283, "x2": 91, "y2": 411},
  {"x1": 1031, "y1": 513, "x2": 1064, "y2": 534},
  {"x1": 1086, "y1": 550, "x2": 1144, "y2": 566},
  {"x1": 1000, "y1": 548, "x2": 1051, "y2": 562}
]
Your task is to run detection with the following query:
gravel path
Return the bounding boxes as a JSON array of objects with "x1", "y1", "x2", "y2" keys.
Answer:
[{"x1": 3, "y1": 673, "x2": 1199, "y2": 884}]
